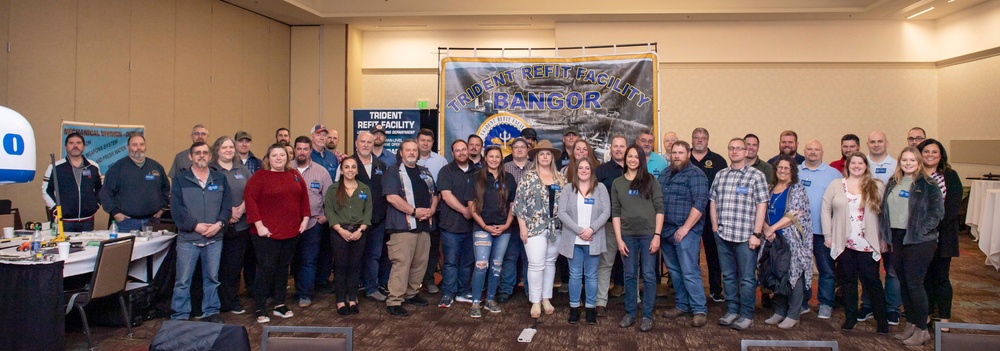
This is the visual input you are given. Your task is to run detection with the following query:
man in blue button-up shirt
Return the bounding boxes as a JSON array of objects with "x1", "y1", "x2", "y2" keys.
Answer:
[
  {"x1": 798, "y1": 140, "x2": 842, "y2": 319},
  {"x1": 658, "y1": 141, "x2": 710, "y2": 327}
]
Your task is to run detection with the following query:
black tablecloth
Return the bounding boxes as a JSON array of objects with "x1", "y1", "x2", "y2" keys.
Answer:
[{"x1": 0, "y1": 261, "x2": 65, "y2": 351}]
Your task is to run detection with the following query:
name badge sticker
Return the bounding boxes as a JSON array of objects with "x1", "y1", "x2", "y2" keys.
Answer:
[
  {"x1": 233, "y1": 173, "x2": 245, "y2": 180},
  {"x1": 82, "y1": 169, "x2": 91, "y2": 177},
  {"x1": 736, "y1": 186, "x2": 749, "y2": 195},
  {"x1": 359, "y1": 192, "x2": 368, "y2": 200},
  {"x1": 207, "y1": 183, "x2": 219, "y2": 191},
  {"x1": 310, "y1": 182, "x2": 321, "y2": 190},
  {"x1": 628, "y1": 189, "x2": 639, "y2": 196},
  {"x1": 876, "y1": 168, "x2": 887, "y2": 174},
  {"x1": 375, "y1": 168, "x2": 383, "y2": 175},
  {"x1": 900, "y1": 190, "x2": 910, "y2": 198},
  {"x1": 801, "y1": 179, "x2": 812, "y2": 187},
  {"x1": 145, "y1": 174, "x2": 155, "y2": 181},
  {"x1": 584, "y1": 197, "x2": 595, "y2": 205},
  {"x1": 550, "y1": 184, "x2": 561, "y2": 191}
]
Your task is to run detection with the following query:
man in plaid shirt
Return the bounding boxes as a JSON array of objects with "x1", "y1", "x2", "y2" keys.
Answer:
[{"x1": 709, "y1": 137, "x2": 769, "y2": 331}]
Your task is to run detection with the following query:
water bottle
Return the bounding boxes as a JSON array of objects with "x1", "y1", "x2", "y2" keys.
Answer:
[
  {"x1": 110, "y1": 220, "x2": 118, "y2": 240},
  {"x1": 31, "y1": 227, "x2": 43, "y2": 258}
]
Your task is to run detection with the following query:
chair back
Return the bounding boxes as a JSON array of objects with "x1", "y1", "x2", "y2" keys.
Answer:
[
  {"x1": 89, "y1": 236, "x2": 135, "y2": 299},
  {"x1": 741, "y1": 340, "x2": 838, "y2": 351},
  {"x1": 936, "y1": 322, "x2": 1000, "y2": 351},
  {"x1": 262, "y1": 326, "x2": 352, "y2": 351}
]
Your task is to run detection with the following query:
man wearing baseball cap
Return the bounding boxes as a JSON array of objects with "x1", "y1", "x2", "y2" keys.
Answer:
[
  {"x1": 503, "y1": 127, "x2": 538, "y2": 164},
  {"x1": 557, "y1": 126, "x2": 580, "y2": 171},
  {"x1": 371, "y1": 124, "x2": 397, "y2": 166},
  {"x1": 309, "y1": 124, "x2": 339, "y2": 293},
  {"x1": 235, "y1": 131, "x2": 262, "y2": 174}
]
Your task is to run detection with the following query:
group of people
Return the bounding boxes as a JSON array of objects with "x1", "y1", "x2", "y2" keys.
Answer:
[{"x1": 41, "y1": 122, "x2": 961, "y2": 346}]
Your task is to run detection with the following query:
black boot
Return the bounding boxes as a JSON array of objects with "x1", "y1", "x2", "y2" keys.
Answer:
[
  {"x1": 586, "y1": 308, "x2": 597, "y2": 325},
  {"x1": 568, "y1": 307, "x2": 581, "y2": 324}
]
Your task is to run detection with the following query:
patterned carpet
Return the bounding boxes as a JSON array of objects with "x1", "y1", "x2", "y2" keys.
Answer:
[{"x1": 69, "y1": 232, "x2": 1000, "y2": 350}]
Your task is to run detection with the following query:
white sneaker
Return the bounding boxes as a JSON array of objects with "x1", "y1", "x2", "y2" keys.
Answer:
[
  {"x1": 818, "y1": 305, "x2": 833, "y2": 319},
  {"x1": 765, "y1": 313, "x2": 783, "y2": 325}
]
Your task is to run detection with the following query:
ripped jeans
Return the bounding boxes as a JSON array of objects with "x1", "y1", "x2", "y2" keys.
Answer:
[{"x1": 469, "y1": 230, "x2": 511, "y2": 304}]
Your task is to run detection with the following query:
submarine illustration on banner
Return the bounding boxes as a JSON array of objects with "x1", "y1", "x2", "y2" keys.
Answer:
[{"x1": 0, "y1": 105, "x2": 36, "y2": 184}]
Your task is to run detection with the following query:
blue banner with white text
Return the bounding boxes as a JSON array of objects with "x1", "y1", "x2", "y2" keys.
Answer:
[
  {"x1": 351, "y1": 109, "x2": 421, "y2": 156},
  {"x1": 61, "y1": 122, "x2": 144, "y2": 175},
  {"x1": 439, "y1": 53, "x2": 658, "y2": 160}
]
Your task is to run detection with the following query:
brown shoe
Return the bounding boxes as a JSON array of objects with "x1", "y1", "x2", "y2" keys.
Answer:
[
  {"x1": 595, "y1": 306, "x2": 607, "y2": 317},
  {"x1": 692, "y1": 313, "x2": 707, "y2": 327},
  {"x1": 656, "y1": 284, "x2": 670, "y2": 297},
  {"x1": 902, "y1": 329, "x2": 930, "y2": 346},
  {"x1": 610, "y1": 285, "x2": 625, "y2": 298},
  {"x1": 661, "y1": 307, "x2": 690, "y2": 318},
  {"x1": 894, "y1": 323, "x2": 916, "y2": 340}
]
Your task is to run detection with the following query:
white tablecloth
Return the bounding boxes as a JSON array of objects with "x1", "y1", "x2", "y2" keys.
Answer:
[
  {"x1": 0, "y1": 231, "x2": 176, "y2": 280},
  {"x1": 977, "y1": 190, "x2": 1000, "y2": 270},
  {"x1": 966, "y1": 180, "x2": 1000, "y2": 239}
]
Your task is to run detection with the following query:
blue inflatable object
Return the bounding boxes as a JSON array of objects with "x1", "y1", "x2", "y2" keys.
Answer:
[{"x1": 0, "y1": 106, "x2": 36, "y2": 184}]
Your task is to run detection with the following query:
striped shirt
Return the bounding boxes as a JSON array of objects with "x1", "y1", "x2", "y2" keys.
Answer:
[{"x1": 709, "y1": 164, "x2": 769, "y2": 243}]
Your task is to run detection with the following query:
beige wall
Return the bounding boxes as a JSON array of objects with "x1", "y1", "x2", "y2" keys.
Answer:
[
  {"x1": 939, "y1": 54, "x2": 1000, "y2": 178},
  {"x1": 937, "y1": 0, "x2": 1000, "y2": 59},
  {"x1": 289, "y1": 24, "x2": 348, "y2": 148},
  {"x1": 0, "y1": 0, "x2": 290, "y2": 227}
]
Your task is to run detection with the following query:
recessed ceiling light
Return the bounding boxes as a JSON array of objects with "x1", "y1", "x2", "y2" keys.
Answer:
[{"x1": 907, "y1": 7, "x2": 935, "y2": 19}]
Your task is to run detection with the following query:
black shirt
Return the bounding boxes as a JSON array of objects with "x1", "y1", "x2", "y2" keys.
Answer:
[
  {"x1": 690, "y1": 148, "x2": 728, "y2": 185},
  {"x1": 405, "y1": 165, "x2": 433, "y2": 233},
  {"x1": 475, "y1": 171, "x2": 517, "y2": 228},
  {"x1": 595, "y1": 160, "x2": 625, "y2": 197},
  {"x1": 437, "y1": 161, "x2": 478, "y2": 233},
  {"x1": 557, "y1": 149, "x2": 573, "y2": 171}
]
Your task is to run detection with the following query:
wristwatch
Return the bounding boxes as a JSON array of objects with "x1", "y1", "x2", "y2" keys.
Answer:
[
  {"x1": 411, "y1": 208, "x2": 417, "y2": 216},
  {"x1": 753, "y1": 232, "x2": 763, "y2": 239}
]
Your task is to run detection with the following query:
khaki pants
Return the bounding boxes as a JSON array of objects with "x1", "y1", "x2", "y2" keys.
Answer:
[
  {"x1": 386, "y1": 231, "x2": 431, "y2": 306},
  {"x1": 596, "y1": 237, "x2": 619, "y2": 307}
]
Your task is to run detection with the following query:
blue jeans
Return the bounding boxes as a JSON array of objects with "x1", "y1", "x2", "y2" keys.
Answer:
[
  {"x1": 662, "y1": 230, "x2": 707, "y2": 314},
  {"x1": 862, "y1": 251, "x2": 902, "y2": 314},
  {"x1": 116, "y1": 218, "x2": 149, "y2": 232},
  {"x1": 294, "y1": 224, "x2": 323, "y2": 300},
  {"x1": 500, "y1": 225, "x2": 528, "y2": 296},
  {"x1": 63, "y1": 220, "x2": 94, "y2": 232},
  {"x1": 622, "y1": 235, "x2": 657, "y2": 319},
  {"x1": 440, "y1": 230, "x2": 474, "y2": 299},
  {"x1": 171, "y1": 240, "x2": 222, "y2": 319},
  {"x1": 715, "y1": 233, "x2": 758, "y2": 319},
  {"x1": 470, "y1": 231, "x2": 510, "y2": 303},
  {"x1": 803, "y1": 235, "x2": 835, "y2": 309},
  {"x1": 568, "y1": 244, "x2": 599, "y2": 308},
  {"x1": 363, "y1": 223, "x2": 386, "y2": 296}
]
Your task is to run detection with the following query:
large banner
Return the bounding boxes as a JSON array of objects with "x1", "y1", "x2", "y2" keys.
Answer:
[
  {"x1": 351, "y1": 109, "x2": 421, "y2": 155},
  {"x1": 439, "y1": 53, "x2": 658, "y2": 160},
  {"x1": 60, "y1": 122, "x2": 145, "y2": 175}
]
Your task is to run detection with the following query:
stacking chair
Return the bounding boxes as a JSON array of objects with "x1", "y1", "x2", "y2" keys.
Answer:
[
  {"x1": 935, "y1": 322, "x2": 1000, "y2": 350},
  {"x1": 262, "y1": 326, "x2": 353, "y2": 351},
  {"x1": 740, "y1": 339, "x2": 839, "y2": 351},
  {"x1": 64, "y1": 236, "x2": 136, "y2": 349}
]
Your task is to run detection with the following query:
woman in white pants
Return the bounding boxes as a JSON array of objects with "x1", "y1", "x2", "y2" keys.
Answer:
[{"x1": 513, "y1": 140, "x2": 565, "y2": 319}]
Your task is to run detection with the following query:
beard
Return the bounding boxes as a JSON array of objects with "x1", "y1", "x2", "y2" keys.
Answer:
[
  {"x1": 693, "y1": 144, "x2": 706, "y2": 152},
  {"x1": 295, "y1": 155, "x2": 309, "y2": 165},
  {"x1": 670, "y1": 159, "x2": 689, "y2": 173},
  {"x1": 129, "y1": 151, "x2": 145, "y2": 162},
  {"x1": 374, "y1": 139, "x2": 385, "y2": 147},
  {"x1": 781, "y1": 148, "x2": 795, "y2": 156}
]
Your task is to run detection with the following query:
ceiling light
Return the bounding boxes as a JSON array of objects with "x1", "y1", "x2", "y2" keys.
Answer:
[
  {"x1": 478, "y1": 23, "x2": 532, "y2": 27},
  {"x1": 907, "y1": 7, "x2": 935, "y2": 19},
  {"x1": 374, "y1": 24, "x2": 429, "y2": 29}
]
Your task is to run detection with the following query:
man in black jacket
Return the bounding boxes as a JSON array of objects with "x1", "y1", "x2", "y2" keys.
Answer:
[
  {"x1": 99, "y1": 134, "x2": 170, "y2": 232},
  {"x1": 43, "y1": 133, "x2": 103, "y2": 232}
]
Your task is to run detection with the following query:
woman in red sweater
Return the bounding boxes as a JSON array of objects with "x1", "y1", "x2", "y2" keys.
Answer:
[{"x1": 245, "y1": 143, "x2": 311, "y2": 324}]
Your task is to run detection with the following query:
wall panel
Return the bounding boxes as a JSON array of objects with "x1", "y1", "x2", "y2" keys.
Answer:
[
  {"x1": 76, "y1": 0, "x2": 131, "y2": 123},
  {"x1": 210, "y1": 1, "x2": 244, "y2": 138},
  {"x1": 130, "y1": 0, "x2": 176, "y2": 162},
  {"x1": 268, "y1": 21, "x2": 291, "y2": 148},
  {"x1": 174, "y1": 0, "x2": 212, "y2": 153},
  {"x1": 240, "y1": 11, "x2": 268, "y2": 147},
  {"x1": 939, "y1": 54, "x2": 1000, "y2": 177},
  {"x1": 290, "y1": 26, "x2": 319, "y2": 137}
]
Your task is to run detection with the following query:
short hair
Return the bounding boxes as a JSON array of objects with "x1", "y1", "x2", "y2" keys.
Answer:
[
  {"x1": 841, "y1": 134, "x2": 860, "y2": 144},
  {"x1": 192, "y1": 124, "x2": 207, "y2": 131},
  {"x1": 611, "y1": 134, "x2": 627, "y2": 144},
  {"x1": 275, "y1": 127, "x2": 290, "y2": 137},
  {"x1": 510, "y1": 137, "x2": 529, "y2": 149},
  {"x1": 780, "y1": 130, "x2": 798, "y2": 141},
  {"x1": 189, "y1": 141, "x2": 209, "y2": 154},
  {"x1": 294, "y1": 136, "x2": 311, "y2": 147},
  {"x1": 65, "y1": 132, "x2": 85, "y2": 145},
  {"x1": 418, "y1": 128, "x2": 435, "y2": 138},
  {"x1": 467, "y1": 134, "x2": 483, "y2": 143},
  {"x1": 638, "y1": 128, "x2": 654, "y2": 137},
  {"x1": 672, "y1": 140, "x2": 692, "y2": 152},
  {"x1": 909, "y1": 127, "x2": 927, "y2": 136},
  {"x1": 729, "y1": 137, "x2": 746, "y2": 146},
  {"x1": 128, "y1": 134, "x2": 145, "y2": 144},
  {"x1": 743, "y1": 133, "x2": 760, "y2": 143},
  {"x1": 692, "y1": 127, "x2": 709, "y2": 139},
  {"x1": 451, "y1": 139, "x2": 467, "y2": 150}
]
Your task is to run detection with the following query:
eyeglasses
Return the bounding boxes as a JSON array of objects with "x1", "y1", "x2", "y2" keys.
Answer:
[
  {"x1": 728, "y1": 146, "x2": 745, "y2": 151},
  {"x1": 906, "y1": 137, "x2": 925, "y2": 142}
]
